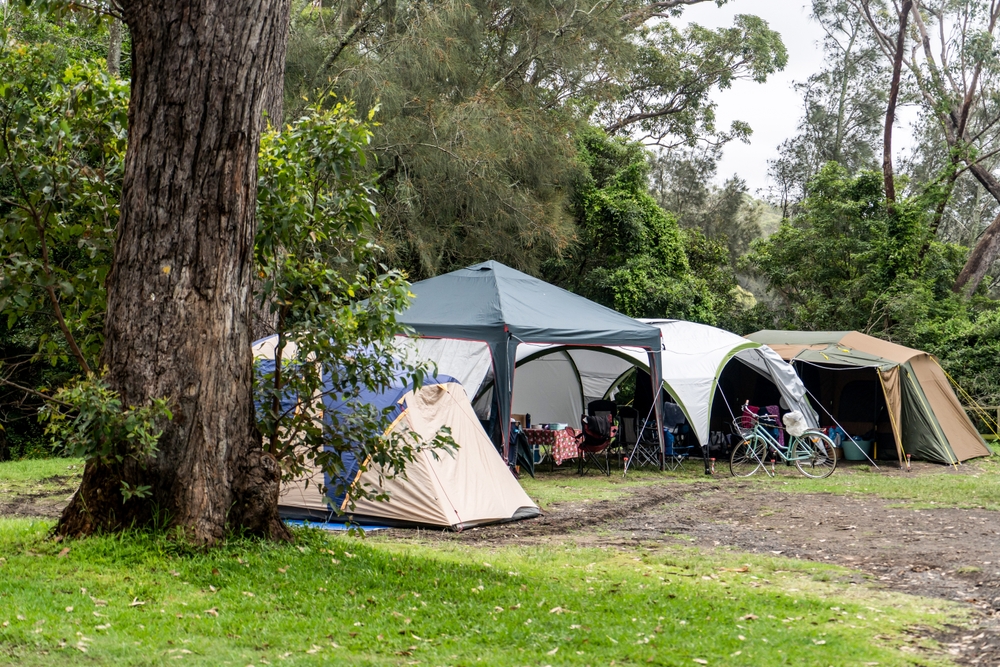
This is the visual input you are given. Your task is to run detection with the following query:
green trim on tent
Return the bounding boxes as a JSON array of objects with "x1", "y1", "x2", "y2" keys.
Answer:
[
  {"x1": 705, "y1": 341, "x2": 761, "y2": 428},
  {"x1": 900, "y1": 364, "x2": 959, "y2": 466}
]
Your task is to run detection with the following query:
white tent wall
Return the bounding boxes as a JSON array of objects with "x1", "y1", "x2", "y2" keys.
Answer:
[
  {"x1": 393, "y1": 337, "x2": 493, "y2": 392},
  {"x1": 510, "y1": 351, "x2": 584, "y2": 426},
  {"x1": 565, "y1": 349, "x2": 637, "y2": 404},
  {"x1": 396, "y1": 321, "x2": 817, "y2": 449}
]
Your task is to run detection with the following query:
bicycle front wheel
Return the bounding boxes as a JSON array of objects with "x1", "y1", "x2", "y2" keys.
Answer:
[
  {"x1": 730, "y1": 436, "x2": 767, "y2": 477},
  {"x1": 792, "y1": 431, "x2": 838, "y2": 478}
]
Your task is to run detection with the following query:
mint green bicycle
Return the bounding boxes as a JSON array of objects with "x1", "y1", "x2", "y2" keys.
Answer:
[{"x1": 729, "y1": 411, "x2": 838, "y2": 478}]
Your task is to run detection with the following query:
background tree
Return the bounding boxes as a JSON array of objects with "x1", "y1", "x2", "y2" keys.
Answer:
[
  {"x1": 0, "y1": 13, "x2": 126, "y2": 460},
  {"x1": 649, "y1": 146, "x2": 764, "y2": 260},
  {"x1": 767, "y1": 0, "x2": 888, "y2": 215},
  {"x1": 542, "y1": 128, "x2": 741, "y2": 323},
  {"x1": 848, "y1": 0, "x2": 1000, "y2": 294},
  {"x1": 745, "y1": 162, "x2": 1000, "y2": 404},
  {"x1": 282, "y1": 0, "x2": 787, "y2": 279}
]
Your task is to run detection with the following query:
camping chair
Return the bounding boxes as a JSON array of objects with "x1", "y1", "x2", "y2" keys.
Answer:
[
  {"x1": 577, "y1": 413, "x2": 616, "y2": 476},
  {"x1": 509, "y1": 421, "x2": 535, "y2": 478},
  {"x1": 624, "y1": 406, "x2": 662, "y2": 471},
  {"x1": 661, "y1": 401, "x2": 693, "y2": 470},
  {"x1": 617, "y1": 406, "x2": 640, "y2": 468},
  {"x1": 587, "y1": 399, "x2": 618, "y2": 422}
]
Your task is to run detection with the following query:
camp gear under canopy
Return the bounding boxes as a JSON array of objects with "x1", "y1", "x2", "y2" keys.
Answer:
[
  {"x1": 495, "y1": 319, "x2": 818, "y2": 447},
  {"x1": 397, "y1": 261, "x2": 665, "y2": 458},
  {"x1": 633, "y1": 319, "x2": 819, "y2": 446},
  {"x1": 747, "y1": 330, "x2": 990, "y2": 465},
  {"x1": 253, "y1": 336, "x2": 539, "y2": 530}
]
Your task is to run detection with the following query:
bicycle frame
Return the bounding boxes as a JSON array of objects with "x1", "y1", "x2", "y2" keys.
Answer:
[{"x1": 734, "y1": 417, "x2": 815, "y2": 477}]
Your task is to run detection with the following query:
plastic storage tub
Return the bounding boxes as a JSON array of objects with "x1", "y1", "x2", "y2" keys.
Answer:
[{"x1": 842, "y1": 437, "x2": 874, "y2": 461}]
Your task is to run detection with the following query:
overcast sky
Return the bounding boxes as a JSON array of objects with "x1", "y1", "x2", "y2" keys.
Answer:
[
  {"x1": 676, "y1": 0, "x2": 920, "y2": 199},
  {"x1": 677, "y1": 0, "x2": 826, "y2": 195}
]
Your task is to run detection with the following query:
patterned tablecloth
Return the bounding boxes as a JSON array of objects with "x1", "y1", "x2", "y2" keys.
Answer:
[{"x1": 523, "y1": 427, "x2": 581, "y2": 465}]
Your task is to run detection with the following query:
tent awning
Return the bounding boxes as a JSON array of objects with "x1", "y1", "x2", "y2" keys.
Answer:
[{"x1": 398, "y1": 261, "x2": 664, "y2": 457}]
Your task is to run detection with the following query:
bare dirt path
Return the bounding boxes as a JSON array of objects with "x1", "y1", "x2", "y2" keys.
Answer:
[{"x1": 0, "y1": 475, "x2": 76, "y2": 519}]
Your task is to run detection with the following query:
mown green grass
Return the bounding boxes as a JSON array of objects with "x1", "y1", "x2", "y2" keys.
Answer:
[
  {"x1": 519, "y1": 469, "x2": 665, "y2": 508},
  {"x1": 0, "y1": 518, "x2": 963, "y2": 666},
  {"x1": 523, "y1": 451, "x2": 1000, "y2": 512},
  {"x1": 0, "y1": 459, "x2": 83, "y2": 500},
  {"x1": 743, "y1": 453, "x2": 1000, "y2": 510}
]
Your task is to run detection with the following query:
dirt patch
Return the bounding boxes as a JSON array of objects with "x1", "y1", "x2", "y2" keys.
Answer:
[
  {"x1": 0, "y1": 476, "x2": 77, "y2": 518},
  {"x1": 383, "y1": 477, "x2": 1000, "y2": 665}
]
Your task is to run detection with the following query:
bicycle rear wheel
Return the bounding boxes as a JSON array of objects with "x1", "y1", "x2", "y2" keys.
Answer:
[
  {"x1": 730, "y1": 436, "x2": 767, "y2": 477},
  {"x1": 792, "y1": 431, "x2": 838, "y2": 478}
]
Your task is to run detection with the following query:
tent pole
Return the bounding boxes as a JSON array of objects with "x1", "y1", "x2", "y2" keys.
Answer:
[{"x1": 648, "y1": 350, "x2": 666, "y2": 471}]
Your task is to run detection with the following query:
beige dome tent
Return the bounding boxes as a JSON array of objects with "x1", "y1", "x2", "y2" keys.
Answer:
[
  {"x1": 747, "y1": 331, "x2": 990, "y2": 465},
  {"x1": 254, "y1": 336, "x2": 539, "y2": 531}
]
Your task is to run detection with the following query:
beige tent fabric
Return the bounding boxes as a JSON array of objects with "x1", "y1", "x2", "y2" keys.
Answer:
[
  {"x1": 877, "y1": 367, "x2": 904, "y2": 464},
  {"x1": 908, "y1": 356, "x2": 991, "y2": 461},
  {"x1": 279, "y1": 460, "x2": 328, "y2": 514},
  {"x1": 346, "y1": 382, "x2": 538, "y2": 529},
  {"x1": 840, "y1": 332, "x2": 920, "y2": 364},
  {"x1": 765, "y1": 343, "x2": 830, "y2": 360}
]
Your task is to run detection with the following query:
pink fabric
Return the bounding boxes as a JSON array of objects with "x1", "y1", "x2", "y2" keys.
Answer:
[
  {"x1": 524, "y1": 427, "x2": 582, "y2": 465},
  {"x1": 766, "y1": 405, "x2": 785, "y2": 448},
  {"x1": 741, "y1": 405, "x2": 760, "y2": 430}
]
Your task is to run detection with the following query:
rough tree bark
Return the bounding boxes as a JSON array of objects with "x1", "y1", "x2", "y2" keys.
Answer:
[
  {"x1": 56, "y1": 0, "x2": 292, "y2": 544},
  {"x1": 107, "y1": 18, "x2": 122, "y2": 76},
  {"x1": 882, "y1": 0, "x2": 911, "y2": 204}
]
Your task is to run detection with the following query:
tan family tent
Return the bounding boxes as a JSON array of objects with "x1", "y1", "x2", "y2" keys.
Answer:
[
  {"x1": 253, "y1": 336, "x2": 539, "y2": 531},
  {"x1": 747, "y1": 331, "x2": 990, "y2": 465}
]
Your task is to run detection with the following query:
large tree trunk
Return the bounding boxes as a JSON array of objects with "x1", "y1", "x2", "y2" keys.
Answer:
[{"x1": 56, "y1": 0, "x2": 292, "y2": 544}]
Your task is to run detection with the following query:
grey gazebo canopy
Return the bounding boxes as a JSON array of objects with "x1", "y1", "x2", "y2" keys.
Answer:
[{"x1": 398, "y1": 261, "x2": 666, "y2": 457}]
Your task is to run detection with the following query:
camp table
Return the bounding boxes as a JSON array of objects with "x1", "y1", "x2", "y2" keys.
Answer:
[{"x1": 523, "y1": 427, "x2": 581, "y2": 466}]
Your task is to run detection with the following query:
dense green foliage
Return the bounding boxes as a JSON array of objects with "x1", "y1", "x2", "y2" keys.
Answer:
[
  {"x1": 0, "y1": 14, "x2": 129, "y2": 458},
  {"x1": 744, "y1": 164, "x2": 1000, "y2": 405},
  {"x1": 254, "y1": 100, "x2": 451, "y2": 499},
  {"x1": 544, "y1": 129, "x2": 743, "y2": 324}
]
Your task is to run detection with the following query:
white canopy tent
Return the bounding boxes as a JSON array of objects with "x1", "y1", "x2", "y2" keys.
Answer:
[{"x1": 397, "y1": 319, "x2": 817, "y2": 446}]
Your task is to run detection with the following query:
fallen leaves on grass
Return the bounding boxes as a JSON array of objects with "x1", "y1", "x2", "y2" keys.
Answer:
[
  {"x1": 129, "y1": 598, "x2": 145, "y2": 607},
  {"x1": 57, "y1": 548, "x2": 70, "y2": 558},
  {"x1": 203, "y1": 608, "x2": 219, "y2": 617}
]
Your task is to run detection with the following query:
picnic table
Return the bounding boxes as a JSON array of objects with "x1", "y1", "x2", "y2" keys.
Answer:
[{"x1": 523, "y1": 427, "x2": 581, "y2": 465}]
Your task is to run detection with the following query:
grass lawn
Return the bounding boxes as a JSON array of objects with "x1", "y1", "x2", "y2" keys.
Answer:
[
  {"x1": 520, "y1": 449, "x2": 1000, "y2": 512},
  {"x1": 0, "y1": 520, "x2": 964, "y2": 666},
  {"x1": 0, "y1": 459, "x2": 83, "y2": 500},
  {"x1": 0, "y1": 457, "x2": 976, "y2": 665}
]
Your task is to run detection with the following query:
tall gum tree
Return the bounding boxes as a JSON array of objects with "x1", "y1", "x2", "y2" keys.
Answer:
[{"x1": 56, "y1": 0, "x2": 293, "y2": 544}]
